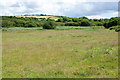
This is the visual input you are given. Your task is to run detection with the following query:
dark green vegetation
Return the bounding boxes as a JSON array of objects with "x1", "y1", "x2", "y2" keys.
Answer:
[
  {"x1": 3, "y1": 28, "x2": 118, "y2": 78},
  {"x1": 1, "y1": 16, "x2": 120, "y2": 31},
  {"x1": 43, "y1": 21, "x2": 56, "y2": 29}
]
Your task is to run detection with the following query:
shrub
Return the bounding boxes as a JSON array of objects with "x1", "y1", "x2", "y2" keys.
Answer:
[
  {"x1": 42, "y1": 21, "x2": 56, "y2": 29},
  {"x1": 115, "y1": 28, "x2": 120, "y2": 32},
  {"x1": 2, "y1": 20, "x2": 15, "y2": 27},
  {"x1": 103, "y1": 20, "x2": 118, "y2": 28},
  {"x1": 65, "y1": 22, "x2": 80, "y2": 26},
  {"x1": 110, "y1": 26, "x2": 120, "y2": 32},
  {"x1": 25, "y1": 22, "x2": 37, "y2": 27},
  {"x1": 80, "y1": 19, "x2": 91, "y2": 26}
]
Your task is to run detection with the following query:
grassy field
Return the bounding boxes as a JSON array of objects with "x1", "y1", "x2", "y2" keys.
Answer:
[
  {"x1": 2, "y1": 27, "x2": 118, "y2": 78},
  {"x1": 3, "y1": 26, "x2": 91, "y2": 30},
  {"x1": 17, "y1": 16, "x2": 59, "y2": 21},
  {"x1": 2, "y1": 26, "x2": 102, "y2": 31}
]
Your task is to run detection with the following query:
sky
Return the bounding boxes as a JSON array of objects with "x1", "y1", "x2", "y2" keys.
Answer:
[{"x1": 0, "y1": 0, "x2": 119, "y2": 19}]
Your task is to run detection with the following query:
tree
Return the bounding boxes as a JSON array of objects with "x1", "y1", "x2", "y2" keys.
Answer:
[
  {"x1": 79, "y1": 16, "x2": 88, "y2": 20},
  {"x1": 56, "y1": 18, "x2": 64, "y2": 22},
  {"x1": 43, "y1": 21, "x2": 56, "y2": 29},
  {"x1": 80, "y1": 19, "x2": 91, "y2": 26},
  {"x1": 25, "y1": 22, "x2": 37, "y2": 27},
  {"x1": 14, "y1": 20, "x2": 26, "y2": 27},
  {"x1": 2, "y1": 20, "x2": 15, "y2": 27},
  {"x1": 61, "y1": 16, "x2": 71, "y2": 22},
  {"x1": 65, "y1": 22, "x2": 80, "y2": 26},
  {"x1": 93, "y1": 19, "x2": 98, "y2": 21},
  {"x1": 72, "y1": 18, "x2": 79, "y2": 22},
  {"x1": 103, "y1": 20, "x2": 118, "y2": 28}
]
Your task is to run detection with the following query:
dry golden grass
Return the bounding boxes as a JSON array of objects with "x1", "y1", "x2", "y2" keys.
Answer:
[
  {"x1": 17, "y1": 16, "x2": 59, "y2": 21},
  {"x1": 2, "y1": 29, "x2": 118, "y2": 78}
]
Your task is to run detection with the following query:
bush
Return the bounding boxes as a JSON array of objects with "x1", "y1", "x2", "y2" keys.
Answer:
[
  {"x1": 103, "y1": 20, "x2": 118, "y2": 29},
  {"x1": 115, "y1": 28, "x2": 120, "y2": 32},
  {"x1": 27, "y1": 22, "x2": 37, "y2": 27},
  {"x1": 2, "y1": 20, "x2": 15, "y2": 27},
  {"x1": 42, "y1": 21, "x2": 56, "y2": 29},
  {"x1": 109, "y1": 26, "x2": 120, "y2": 32},
  {"x1": 92, "y1": 26, "x2": 104, "y2": 30},
  {"x1": 80, "y1": 19, "x2": 91, "y2": 26},
  {"x1": 65, "y1": 22, "x2": 80, "y2": 26}
]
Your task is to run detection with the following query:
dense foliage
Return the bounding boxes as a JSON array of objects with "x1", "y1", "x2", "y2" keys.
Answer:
[
  {"x1": 1, "y1": 16, "x2": 120, "y2": 30},
  {"x1": 2, "y1": 16, "x2": 43, "y2": 27},
  {"x1": 103, "y1": 17, "x2": 119, "y2": 28},
  {"x1": 43, "y1": 21, "x2": 56, "y2": 29}
]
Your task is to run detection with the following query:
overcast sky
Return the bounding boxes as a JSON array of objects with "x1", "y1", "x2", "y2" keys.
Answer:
[{"x1": 0, "y1": 0, "x2": 119, "y2": 19}]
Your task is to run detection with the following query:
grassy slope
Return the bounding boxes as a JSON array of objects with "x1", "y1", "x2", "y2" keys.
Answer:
[
  {"x1": 16, "y1": 16, "x2": 59, "y2": 21},
  {"x1": 2, "y1": 28, "x2": 118, "y2": 78}
]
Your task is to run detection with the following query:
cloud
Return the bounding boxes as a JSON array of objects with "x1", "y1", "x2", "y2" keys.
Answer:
[
  {"x1": 0, "y1": 0, "x2": 119, "y2": 18},
  {"x1": 86, "y1": 11, "x2": 118, "y2": 19},
  {"x1": 86, "y1": 15, "x2": 110, "y2": 19}
]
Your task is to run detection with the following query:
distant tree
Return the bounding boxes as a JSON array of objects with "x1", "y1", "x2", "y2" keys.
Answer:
[
  {"x1": 93, "y1": 19, "x2": 98, "y2": 21},
  {"x1": 43, "y1": 21, "x2": 56, "y2": 29},
  {"x1": 2, "y1": 20, "x2": 15, "y2": 27},
  {"x1": 25, "y1": 22, "x2": 37, "y2": 27},
  {"x1": 80, "y1": 19, "x2": 91, "y2": 26},
  {"x1": 96, "y1": 22, "x2": 103, "y2": 26},
  {"x1": 72, "y1": 18, "x2": 79, "y2": 22},
  {"x1": 2, "y1": 16, "x2": 120, "y2": 30},
  {"x1": 79, "y1": 16, "x2": 88, "y2": 20},
  {"x1": 61, "y1": 16, "x2": 71, "y2": 22},
  {"x1": 92, "y1": 22, "x2": 104, "y2": 26},
  {"x1": 56, "y1": 18, "x2": 64, "y2": 22},
  {"x1": 103, "y1": 20, "x2": 118, "y2": 28},
  {"x1": 65, "y1": 22, "x2": 80, "y2": 26},
  {"x1": 14, "y1": 20, "x2": 26, "y2": 27}
]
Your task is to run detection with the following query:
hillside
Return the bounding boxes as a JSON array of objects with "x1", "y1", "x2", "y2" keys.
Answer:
[{"x1": 16, "y1": 15, "x2": 60, "y2": 21}]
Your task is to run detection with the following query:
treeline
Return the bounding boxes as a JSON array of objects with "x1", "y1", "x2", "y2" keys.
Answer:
[
  {"x1": 1, "y1": 16, "x2": 119, "y2": 29},
  {"x1": 23, "y1": 14, "x2": 50, "y2": 16},
  {"x1": 57, "y1": 16, "x2": 119, "y2": 28},
  {"x1": 2, "y1": 16, "x2": 50, "y2": 27}
]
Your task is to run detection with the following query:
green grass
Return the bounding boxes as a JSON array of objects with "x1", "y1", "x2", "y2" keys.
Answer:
[
  {"x1": 2, "y1": 27, "x2": 118, "y2": 78},
  {"x1": 3, "y1": 26, "x2": 91, "y2": 30},
  {"x1": 2, "y1": 26, "x2": 101, "y2": 31},
  {"x1": 56, "y1": 26, "x2": 92, "y2": 30}
]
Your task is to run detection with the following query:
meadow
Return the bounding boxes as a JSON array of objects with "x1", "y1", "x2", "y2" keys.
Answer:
[
  {"x1": 2, "y1": 27, "x2": 118, "y2": 78},
  {"x1": 17, "y1": 15, "x2": 59, "y2": 21}
]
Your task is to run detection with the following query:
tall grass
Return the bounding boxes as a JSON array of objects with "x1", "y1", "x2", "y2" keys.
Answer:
[{"x1": 2, "y1": 28, "x2": 118, "y2": 78}]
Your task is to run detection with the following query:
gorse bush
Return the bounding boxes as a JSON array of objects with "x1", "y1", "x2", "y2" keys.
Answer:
[{"x1": 42, "y1": 21, "x2": 56, "y2": 29}]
